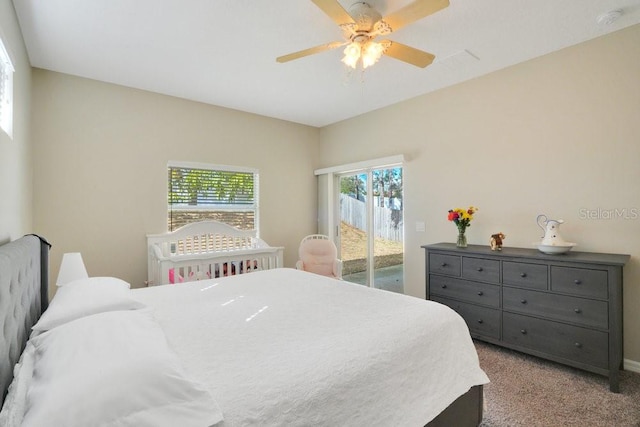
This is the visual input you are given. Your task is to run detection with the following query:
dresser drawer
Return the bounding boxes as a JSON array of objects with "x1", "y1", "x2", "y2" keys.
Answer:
[
  {"x1": 432, "y1": 296, "x2": 501, "y2": 340},
  {"x1": 503, "y1": 261, "x2": 548, "y2": 290},
  {"x1": 551, "y1": 266, "x2": 608, "y2": 299},
  {"x1": 503, "y1": 287, "x2": 608, "y2": 330},
  {"x1": 463, "y1": 257, "x2": 500, "y2": 284},
  {"x1": 430, "y1": 275, "x2": 500, "y2": 308},
  {"x1": 503, "y1": 312, "x2": 608, "y2": 369},
  {"x1": 429, "y1": 254, "x2": 461, "y2": 276}
]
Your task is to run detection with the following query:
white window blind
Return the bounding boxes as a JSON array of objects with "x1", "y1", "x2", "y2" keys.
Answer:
[
  {"x1": 167, "y1": 162, "x2": 259, "y2": 232},
  {"x1": 0, "y1": 36, "x2": 14, "y2": 138}
]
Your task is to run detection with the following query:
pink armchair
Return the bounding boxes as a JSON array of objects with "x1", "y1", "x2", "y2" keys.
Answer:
[{"x1": 295, "y1": 235, "x2": 343, "y2": 279}]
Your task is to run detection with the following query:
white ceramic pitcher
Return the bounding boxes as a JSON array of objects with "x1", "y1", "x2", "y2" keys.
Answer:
[{"x1": 537, "y1": 214, "x2": 567, "y2": 246}]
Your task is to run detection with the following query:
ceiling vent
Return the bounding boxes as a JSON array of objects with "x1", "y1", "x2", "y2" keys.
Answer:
[
  {"x1": 597, "y1": 10, "x2": 623, "y2": 26},
  {"x1": 435, "y1": 50, "x2": 480, "y2": 70}
]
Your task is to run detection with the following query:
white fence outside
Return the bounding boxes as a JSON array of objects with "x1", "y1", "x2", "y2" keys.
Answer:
[{"x1": 340, "y1": 194, "x2": 403, "y2": 242}]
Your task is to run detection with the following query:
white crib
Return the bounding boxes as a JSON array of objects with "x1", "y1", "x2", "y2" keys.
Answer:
[{"x1": 147, "y1": 221, "x2": 284, "y2": 286}]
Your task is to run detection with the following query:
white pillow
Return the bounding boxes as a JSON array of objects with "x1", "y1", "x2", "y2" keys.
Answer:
[
  {"x1": 63, "y1": 276, "x2": 133, "y2": 289},
  {"x1": 22, "y1": 309, "x2": 223, "y2": 427},
  {"x1": 32, "y1": 277, "x2": 145, "y2": 332}
]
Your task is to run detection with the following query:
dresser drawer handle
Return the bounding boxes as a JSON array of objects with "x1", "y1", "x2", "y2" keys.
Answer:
[
  {"x1": 575, "y1": 342, "x2": 583, "y2": 348},
  {"x1": 441, "y1": 263, "x2": 448, "y2": 267},
  {"x1": 477, "y1": 319, "x2": 483, "y2": 324},
  {"x1": 477, "y1": 267, "x2": 483, "y2": 272},
  {"x1": 520, "y1": 299, "x2": 527, "y2": 304},
  {"x1": 441, "y1": 284, "x2": 447, "y2": 289},
  {"x1": 574, "y1": 308, "x2": 582, "y2": 314},
  {"x1": 520, "y1": 329, "x2": 527, "y2": 335},
  {"x1": 520, "y1": 273, "x2": 527, "y2": 278},
  {"x1": 574, "y1": 279, "x2": 582, "y2": 285},
  {"x1": 477, "y1": 291, "x2": 484, "y2": 296}
]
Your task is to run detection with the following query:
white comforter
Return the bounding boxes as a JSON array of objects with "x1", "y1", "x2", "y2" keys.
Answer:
[{"x1": 132, "y1": 268, "x2": 489, "y2": 427}]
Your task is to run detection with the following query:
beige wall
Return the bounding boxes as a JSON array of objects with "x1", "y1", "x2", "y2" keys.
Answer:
[
  {"x1": 319, "y1": 25, "x2": 640, "y2": 363},
  {"x1": 0, "y1": 0, "x2": 32, "y2": 242},
  {"x1": 25, "y1": 20, "x2": 640, "y2": 363},
  {"x1": 32, "y1": 70, "x2": 320, "y2": 290}
]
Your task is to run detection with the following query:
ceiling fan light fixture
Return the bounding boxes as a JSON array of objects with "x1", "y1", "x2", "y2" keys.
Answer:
[
  {"x1": 278, "y1": 0, "x2": 448, "y2": 70},
  {"x1": 361, "y1": 41, "x2": 385, "y2": 68},
  {"x1": 342, "y1": 42, "x2": 361, "y2": 68},
  {"x1": 342, "y1": 40, "x2": 387, "y2": 69}
]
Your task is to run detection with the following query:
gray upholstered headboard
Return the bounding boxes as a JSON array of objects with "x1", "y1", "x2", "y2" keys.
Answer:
[{"x1": 0, "y1": 235, "x2": 50, "y2": 405}]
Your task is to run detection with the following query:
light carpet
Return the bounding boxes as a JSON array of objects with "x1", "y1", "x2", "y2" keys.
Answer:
[{"x1": 475, "y1": 340, "x2": 640, "y2": 427}]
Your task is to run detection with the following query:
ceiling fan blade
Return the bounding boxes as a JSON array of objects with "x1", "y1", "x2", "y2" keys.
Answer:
[
  {"x1": 311, "y1": 0, "x2": 355, "y2": 26},
  {"x1": 382, "y1": 0, "x2": 449, "y2": 32},
  {"x1": 277, "y1": 41, "x2": 346, "y2": 63},
  {"x1": 382, "y1": 41, "x2": 435, "y2": 68}
]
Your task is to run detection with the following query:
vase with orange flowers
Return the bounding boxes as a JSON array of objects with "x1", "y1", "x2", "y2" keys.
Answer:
[{"x1": 447, "y1": 206, "x2": 478, "y2": 248}]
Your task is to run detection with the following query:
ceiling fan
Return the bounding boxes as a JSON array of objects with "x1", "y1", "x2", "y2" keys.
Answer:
[{"x1": 277, "y1": 0, "x2": 449, "y2": 69}]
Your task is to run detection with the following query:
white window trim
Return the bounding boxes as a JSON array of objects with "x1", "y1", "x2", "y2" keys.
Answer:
[
  {"x1": 314, "y1": 155, "x2": 405, "y2": 176},
  {"x1": 0, "y1": 32, "x2": 15, "y2": 139},
  {"x1": 167, "y1": 161, "x2": 260, "y2": 233}
]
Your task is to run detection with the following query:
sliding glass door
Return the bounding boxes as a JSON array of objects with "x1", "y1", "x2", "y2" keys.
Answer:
[{"x1": 337, "y1": 166, "x2": 403, "y2": 293}]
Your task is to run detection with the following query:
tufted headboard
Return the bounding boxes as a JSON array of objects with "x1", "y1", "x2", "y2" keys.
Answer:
[{"x1": 0, "y1": 235, "x2": 50, "y2": 405}]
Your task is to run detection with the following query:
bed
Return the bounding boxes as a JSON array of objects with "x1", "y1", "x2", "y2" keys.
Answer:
[
  {"x1": 0, "y1": 235, "x2": 488, "y2": 426},
  {"x1": 147, "y1": 221, "x2": 284, "y2": 286}
]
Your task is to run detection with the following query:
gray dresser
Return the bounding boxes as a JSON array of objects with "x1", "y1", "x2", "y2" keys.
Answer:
[{"x1": 422, "y1": 243, "x2": 629, "y2": 392}]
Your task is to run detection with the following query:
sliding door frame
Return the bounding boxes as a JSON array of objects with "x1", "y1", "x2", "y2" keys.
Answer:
[{"x1": 315, "y1": 155, "x2": 404, "y2": 287}]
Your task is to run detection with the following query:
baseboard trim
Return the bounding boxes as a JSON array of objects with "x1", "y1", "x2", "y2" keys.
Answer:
[{"x1": 624, "y1": 358, "x2": 640, "y2": 373}]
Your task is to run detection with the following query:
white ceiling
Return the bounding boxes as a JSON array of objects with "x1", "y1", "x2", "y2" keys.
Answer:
[{"x1": 12, "y1": 0, "x2": 640, "y2": 128}]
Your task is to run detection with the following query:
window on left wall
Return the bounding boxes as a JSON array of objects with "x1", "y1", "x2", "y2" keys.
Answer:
[
  {"x1": 0, "y1": 35, "x2": 14, "y2": 138},
  {"x1": 168, "y1": 161, "x2": 259, "y2": 232}
]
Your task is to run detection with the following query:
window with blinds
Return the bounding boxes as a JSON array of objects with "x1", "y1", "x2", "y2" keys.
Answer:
[
  {"x1": 0, "y1": 36, "x2": 14, "y2": 138},
  {"x1": 168, "y1": 162, "x2": 259, "y2": 232}
]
